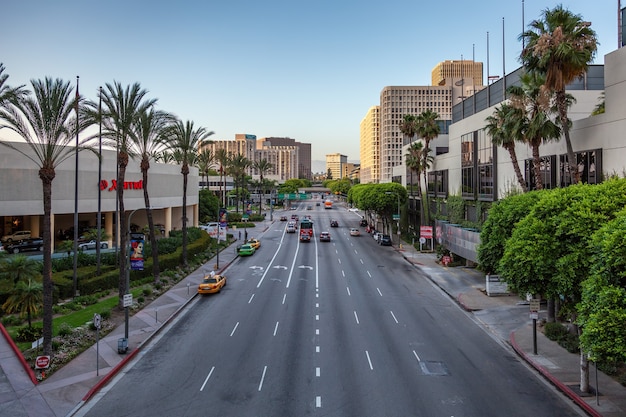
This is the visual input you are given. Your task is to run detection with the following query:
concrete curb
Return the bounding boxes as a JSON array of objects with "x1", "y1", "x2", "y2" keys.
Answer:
[
  {"x1": 0, "y1": 322, "x2": 38, "y2": 384},
  {"x1": 509, "y1": 330, "x2": 601, "y2": 417}
]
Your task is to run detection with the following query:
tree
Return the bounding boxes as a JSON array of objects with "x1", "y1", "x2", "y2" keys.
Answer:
[
  {"x1": 197, "y1": 148, "x2": 215, "y2": 190},
  {"x1": 90, "y1": 82, "x2": 156, "y2": 308},
  {"x1": 405, "y1": 141, "x2": 428, "y2": 224},
  {"x1": 228, "y1": 154, "x2": 251, "y2": 214},
  {"x1": 484, "y1": 103, "x2": 528, "y2": 192},
  {"x1": 507, "y1": 71, "x2": 561, "y2": 190},
  {"x1": 398, "y1": 114, "x2": 418, "y2": 195},
  {"x1": 253, "y1": 158, "x2": 273, "y2": 216},
  {"x1": 326, "y1": 168, "x2": 333, "y2": 180},
  {"x1": 520, "y1": 5, "x2": 598, "y2": 184},
  {"x1": 131, "y1": 108, "x2": 172, "y2": 283},
  {"x1": 0, "y1": 77, "x2": 94, "y2": 356},
  {"x1": 214, "y1": 149, "x2": 231, "y2": 209},
  {"x1": 3, "y1": 278, "x2": 43, "y2": 328},
  {"x1": 0, "y1": 63, "x2": 27, "y2": 106},
  {"x1": 416, "y1": 109, "x2": 440, "y2": 222},
  {"x1": 163, "y1": 119, "x2": 213, "y2": 267},
  {"x1": 0, "y1": 255, "x2": 42, "y2": 294}
]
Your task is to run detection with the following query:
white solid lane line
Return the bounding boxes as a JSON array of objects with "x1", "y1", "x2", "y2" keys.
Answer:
[
  {"x1": 390, "y1": 311, "x2": 399, "y2": 324},
  {"x1": 365, "y1": 351, "x2": 373, "y2": 370},
  {"x1": 200, "y1": 366, "x2": 215, "y2": 391},
  {"x1": 353, "y1": 311, "x2": 359, "y2": 324},
  {"x1": 258, "y1": 366, "x2": 268, "y2": 391},
  {"x1": 230, "y1": 322, "x2": 239, "y2": 337}
]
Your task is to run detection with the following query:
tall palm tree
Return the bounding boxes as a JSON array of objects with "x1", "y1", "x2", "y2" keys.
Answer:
[
  {"x1": 131, "y1": 108, "x2": 172, "y2": 283},
  {"x1": 520, "y1": 5, "x2": 598, "y2": 184},
  {"x1": 416, "y1": 109, "x2": 440, "y2": 222},
  {"x1": 0, "y1": 77, "x2": 94, "y2": 355},
  {"x1": 484, "y1": 103, "x2": 528, "y2": 192},
  {"x1": 88, "y1": 82, "x2": 156, "y2": 308},
  {"x1": 405, "y1": 142, "x2": 428, "y2": 224},
  {"x1": 508, "y1": 71, "x2": 561, "y2": 190},
  {"x1": 398, "y1": 114, "x2": 418, "y2": 195},
  {"x1": 197, "y1": 148, "x2": 215, "y2": 190},
  {"x1": 229, "y1": 154, "x2": 252, "y2": 213},
  {"x1": 163, "y1": 120, "x2": 213, "y2": 267},
  {"x1": 254, "y1": 158, "x2": 273, "y2": 216},
  {"x1": 3, "y1": 278, "x2": 43, "y2": 328},
  {"x1": 215, "y1": 149, "x2": 231, "y2": 208}
]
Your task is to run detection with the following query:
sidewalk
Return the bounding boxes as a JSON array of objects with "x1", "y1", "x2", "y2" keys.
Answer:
[
  {"x1": 1, "y1": 229, "x2": 625, "y2": 416},
  {"x1": 395, "y1": 240, "x2": 626, "y2": 417}
]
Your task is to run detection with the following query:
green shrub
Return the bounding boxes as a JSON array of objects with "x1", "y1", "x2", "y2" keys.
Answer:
[
  {"x1": 558, "y1": 333, "x2": 579, "y2": 353},
  {"x1": 99, "y1": 309, "x2": 111, "y2": 320},
  {"x1": 137, "y1": 296, "x2": 145, "y2": 303},
  {"x1": 142, "y1": 288, "x2": 152, "y2": 296},
  {"x1": 544, "y1": 322, "x2": 569, "y2": 341},
  {"x1": 1, "y1": 315, "x2": 22, "y2": 326},
  {"x1": 58, "y1": 322, "x2": 73, "y2": 337},
  {"x1": 15, "y1": 325, "x2": 43, "y2": 342}
]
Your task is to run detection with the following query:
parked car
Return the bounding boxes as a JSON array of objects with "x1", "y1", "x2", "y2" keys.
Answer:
[
  {"x1": 5, "y1": 237, "x2": 43, "y2": 254},
  {"x1": 1, "y1": 230, "x2": 31, "y2": 243},
  {"x1": 238, "y1": 244, "x2": 255, "y2": 256},
  {"x1": 198, "y1": 272, "x2": 227, "y2": 294},
  {"x1": 78, "y1": 240, "x2": 109, "y2": 251},
  {"x1": 330, "y1": 220, "x2": 339, "y2": 227},
  {"x1": 379, "y1": 235, "x2": 392, "y2": 246},
  {"x1": 350, "y1": 228, "x2": 360, "y2": 236},
  {"x1": 319, "y1": 231, "x2": 331, "y2": 242}
]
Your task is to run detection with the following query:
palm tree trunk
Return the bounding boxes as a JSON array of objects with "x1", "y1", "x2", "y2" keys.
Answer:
[
  {"x1": 506, "y1": 145, "x2": 528, "y2": 192},
  {"x1": 141, "y1": 159, "x2": 160, "y2": 283},
  {"x1": 532, "y1": 144, "x2": 544, "y2": 190},
  {"x1": 558, "y1": 91, "x2": 580, "y2": 184},
  {"x1": 181, "y1": 164, "x2": 189, "y2": 268},
  {"x1": 41, "y1": 174, "x2": 54, "y2": 356},
  {"x1": 118, "y1": 157, "x2": 128, "y2": 309}
]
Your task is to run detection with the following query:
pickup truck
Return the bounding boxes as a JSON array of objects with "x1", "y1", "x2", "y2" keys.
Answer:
[{"x1": 5, "y1": 237, "x2": 44, "y2": 254}]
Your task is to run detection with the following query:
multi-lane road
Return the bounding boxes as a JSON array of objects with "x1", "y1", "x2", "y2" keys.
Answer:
[{"x1": 79, "y1": 202, "x2": 582, "y2": 417}]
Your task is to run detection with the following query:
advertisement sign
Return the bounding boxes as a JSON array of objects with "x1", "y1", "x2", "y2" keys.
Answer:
[
  {"x1": 130, "y1": 233, "x2": 144, "y2": 271},
  {"x1": 219, "y1": 208, "x2": 228, "y2": 228},
  {"x1": 420, "y1": 226, "x2": 433, "y2": 239}
]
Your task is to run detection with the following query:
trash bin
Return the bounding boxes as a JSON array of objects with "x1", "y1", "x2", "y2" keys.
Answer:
[{"x1": 118, "y1": 338, "x2": 128, "y2": 354}]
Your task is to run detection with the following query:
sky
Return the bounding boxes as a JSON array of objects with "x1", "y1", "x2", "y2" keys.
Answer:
[{"x1": 1, "y1": 1, "x2": 619, "y2": 166}]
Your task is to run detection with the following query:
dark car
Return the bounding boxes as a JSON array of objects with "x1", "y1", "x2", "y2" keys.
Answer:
[
  {"x1": 319, "y1": 231, "x2": 331, "y2": 242},
  {"x1": 330, "y1": 220, "x2": 338, "y2": 227},
  {"x1": 6, "y1": 237, "x2": 44, "y2": 254},
  {"x1": 379, "y1": 235, "x2": 392, "y2": 246},
  {"x1": 280, "y1": 215, "x2": 288, "y2": 221},
  {"x1": 359, "y1": 219, "x2": 368, "y2": 227}
]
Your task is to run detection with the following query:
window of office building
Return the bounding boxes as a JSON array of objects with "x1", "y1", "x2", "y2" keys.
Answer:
[
  {"x1": 461, "y1": 132, "x2": 475, "y2": 198},
  {"x1": 559, "y1": 149, "x2": 601, "y2": 187},
  {"x1": 477, "y1": 129, "x2": 495, "y2": 200},
  {"x1": 525, "y1": 155, "x2": 557, "y2": 190},
  {"x1": 427, "y1": 170, "x2": 448, "y2": 197}
]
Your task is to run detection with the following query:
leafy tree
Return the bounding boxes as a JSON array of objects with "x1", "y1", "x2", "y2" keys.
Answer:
[
  {"x1": 0, "y1": 77, "x2": 94, "y2": 356},
  {"x1": 326, "y1": 168, "x2": 332, "y2": 180},
  {"x1": 520, "y1": 5, "x2": 598, "y2": 184},
  {"x1": 278, "y1": 179, "x2": 307, "y2": 194},
  {"x1": 484, "y1": 103, "x2": 528, "y2": 192},
  {"x1": 162, "y1": 119, "x2": 213, "y2": 267},
  {"x1": 3, "y1": 278, "x2": 43, "y2": 328},
  {"x1": 199, "y1": 189, "x2": 221, "y2": 223},
  {"x1": 0, "y1": 255, "x2": 42, "y2": 294}
]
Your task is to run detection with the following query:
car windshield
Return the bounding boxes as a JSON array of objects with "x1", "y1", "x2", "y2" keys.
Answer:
[{"x1": 203, "y1": 277, "x2": 218, "y2": 284}]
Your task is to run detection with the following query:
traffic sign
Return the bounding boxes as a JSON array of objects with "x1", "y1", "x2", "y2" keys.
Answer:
[
  {"x1": 529, "y1": 299, "x2": 541, "y2": 313},
  {"x1": 35, "y1": 355, "x2": 51, "y2": 369},
  {"x1": 392, "y1": 214, "x2": 400, "y2": 220},
  {"x1": 420, "y1": 226, "x2": 433, "y2": 239},
  {"x1": 93, "y1": 313, "x2": 102, "y2": 330},
  {"x1": 123, "y1": 293, "x2": 133, "y2": 307}
]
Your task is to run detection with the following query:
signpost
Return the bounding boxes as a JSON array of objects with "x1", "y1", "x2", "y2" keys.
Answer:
[
  {"x1": 420, "y1": 226, "x2": 433, "y2": 251},
  {"x1": 530, "y1": 298, "x2": 541, "y2": 355},
  {"x1": 94, "y1": 313, "x2": 101, "y2": 375}
]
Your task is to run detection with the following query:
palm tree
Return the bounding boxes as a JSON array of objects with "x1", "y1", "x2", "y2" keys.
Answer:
[
  {"x1": 3, "y1": 278, "x2": 43, "y2": 328},
  {"x1": 215, "y1": 149, "x2": 231, "y2": 208},
  {"x1": 520, "y1": 5, "x2": 598, "y2": 184},
  {"x1": 0, "y1": 77, "x2": 94, "y2": 355},
  {"x1": 163, "y1": 120, "x2": 214, "y2": 267},
  {"x1": 88, "y1": 82, "x2": 156, "y2": 308},
  {"x1": 484, "y1": 103, "x2": 528, "y2": 192},
  {"x1": 254, "y1": 158, "x2": 273, "y2": 216},
  {"x1": 405, "y1": 141, "x2": 433, "y2": 225},
  {"x1": 0, "y1": 63, "x2": 27, "y2": 106},
  {"x1": 229, "y1": 154, "x2": 252, "y2": 213},
  {"x1": 398, "y1": 114, "x2": 418, "y2": 195},
  {"x1": 131, "y1": 108, "x2": 172, "y2": 283},
  {"x1": 0, "y1": 255, "x2": 42, "y2": 294},
  {"x1": 416, "y1": 109, "x2": 440, "y2": 222},
  {"x1": 508, "y1": 71, "x2": 561, "y2": 190},
  {"x1": 197, "y1": 148, "x2": 215, "y2": 190}
]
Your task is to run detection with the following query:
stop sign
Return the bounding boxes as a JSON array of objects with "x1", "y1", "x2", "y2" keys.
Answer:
[{"x1": 35, "y1": 355, "x2": 50, "y2": 369}]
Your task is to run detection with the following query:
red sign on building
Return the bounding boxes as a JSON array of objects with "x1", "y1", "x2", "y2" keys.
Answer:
[{"x1": 420, "y1": 226, "x2": 433, "y2": 239}]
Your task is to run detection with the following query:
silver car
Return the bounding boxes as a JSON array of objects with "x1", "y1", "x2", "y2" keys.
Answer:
[{"x1": 78, "y1": 240, "x2": 109, "y2": 251}]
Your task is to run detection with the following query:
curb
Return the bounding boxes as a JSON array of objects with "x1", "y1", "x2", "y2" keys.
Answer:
[
  {"x1": 509, "y1": 330, "x2": 601, "y2": 417},
  {"x1": 0, "y1": 322, "x2": 38, "y2": 384}
]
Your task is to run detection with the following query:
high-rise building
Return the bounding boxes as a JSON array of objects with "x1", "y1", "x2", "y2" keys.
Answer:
[
  {"x1": 360, "y1": 106, "x2": 380, "y2": 184},
  {"x1": 255, "y1": 144, "x2": 299, "y2": 181},
  {"x1": 326, "y1": 153, "x2": 347, "y2": 179},
  {"x1": 257, "y1": 137, "x2": 312, "y2": 180},
  {"x1": 431, "y1": 60, "x2": 483, "y2": 87},
  {"x1": 201, "y1": 134, "x2": 257, "y2": 175}
]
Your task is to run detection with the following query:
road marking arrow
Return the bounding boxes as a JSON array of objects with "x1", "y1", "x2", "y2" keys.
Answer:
[
  {"x1": 273, "y1": 266, "x2": 288, "y2": 269},
  {"x1": 250, "y1": 266, "x2": 264, "y2": 270},
  {"x1": 298, "y1": 265, "x2": 314, "y2": 270}
]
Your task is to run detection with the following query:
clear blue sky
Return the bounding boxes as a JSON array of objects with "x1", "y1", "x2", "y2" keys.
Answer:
[{"x1": 1, "y1": 1, "x2": 618, "y2": 164}]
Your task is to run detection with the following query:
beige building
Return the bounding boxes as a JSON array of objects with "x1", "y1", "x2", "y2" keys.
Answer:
[
  {"x1": 342, "y1": 163, "x2": 360, "y2": 182},
  {"x1": 257, "y1": 137, "x2": 312, "y2": 180},
  {"x1": 255, "y1": 144, "x2": 299, "y2": 181},
  {"x1": 432, "y1": 60, "x2": 483, "y2": 87},
  {"x1": 326, "y1": 153, "x2": 347, "y2": 179},
  {"x1": 360, "y1": 106, "x2": 380, "y2": 184},
  {"x1": 201, "y1": 134, "x2": 257, "y2": 176}
]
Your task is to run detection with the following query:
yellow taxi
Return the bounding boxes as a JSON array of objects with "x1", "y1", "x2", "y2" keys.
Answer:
[
  {"x1": 198, "y1": 272, "x2": 227, "y2": 295},
  {"x1": 248, "y1": 238, "x2": 261, "y2": 249}
]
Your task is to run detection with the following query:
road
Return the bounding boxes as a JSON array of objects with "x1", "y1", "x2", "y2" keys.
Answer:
[{"x1": 78, "y1": 202, "x2": 582, "y2": 417}]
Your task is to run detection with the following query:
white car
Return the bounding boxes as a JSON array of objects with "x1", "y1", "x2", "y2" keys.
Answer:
[
  {"x1": 78, "y1": 240, "x2": 109, "y2": 251},
  {"x1": 350, "y1": 228, "x2": 360, "y2": 236}
]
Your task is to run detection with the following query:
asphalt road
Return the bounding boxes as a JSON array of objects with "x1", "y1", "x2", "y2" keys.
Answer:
[{"x1": 78, "y1": 204, "x2": 582, "y2": 417}]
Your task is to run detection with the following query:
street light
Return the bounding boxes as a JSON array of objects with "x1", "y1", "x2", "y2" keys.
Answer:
[{"x1": 385, "y1": 191, "x2": 400, "y2": 246}]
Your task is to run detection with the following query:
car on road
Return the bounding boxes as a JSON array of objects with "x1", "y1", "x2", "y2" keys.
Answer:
[
  {"x1": 379, "y1": 235, "x2": 392, "y2": 246},
  {"x1": 238, "y1": 244, "x2": 255, "y2": 256},
  {"x1": 5, "y1": 237, "x2": 43, "y2": 254},
  {"x1": 316, "y1": 202, "x2": 320, "y2": 206},
  {"x1": 198, "y1": 273, "x2": 226, "y2": 294},
  {"x1": 350, "y1": 228, "x2": 360, "y2": 236},
  {"x1": 286, "y1": 223, "x2": 296, "y2": 233},
  {"x1": 319, "y1": 231, "x2": 331, "y2": 242},
  {"x1": 247, "y1": 238, "x2": 261, "y2": 249},
  {"x1": 78, "y1": 240, "x2": 109, "y2": 251},
  {"x1": 1, "y1": 230, "x2": 31, "y2": 243},
  {"x1": 307, "y1": 205, "x2": 312, "y2": 210},
  {"x1": 280, "y1": 215, "x2": 288, "y2": 221},
  {"x1": 360, "y1": 219, "x2": 368, "y2": 227},
  {"x1": 330, "y1": 220, "x2": 338, "y2": 227}
]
